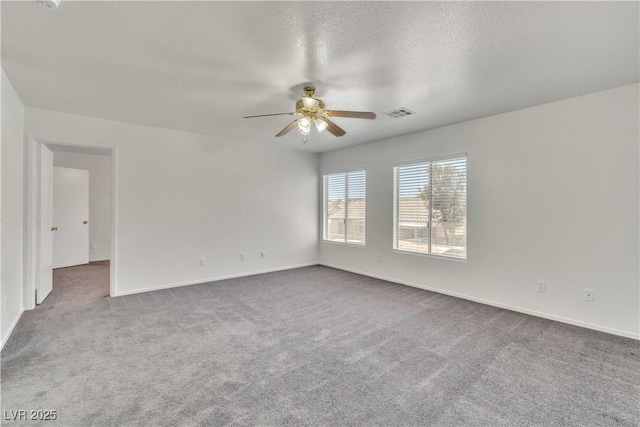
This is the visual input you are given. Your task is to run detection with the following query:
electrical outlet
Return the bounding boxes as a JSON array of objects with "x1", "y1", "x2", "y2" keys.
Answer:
[
  {"x1": 90, "y1": 243, "x2": 96, "y2": 250},
  {"x1": 241, "y1": 252, "x2": 246, "y2": 261},
  {"x1": 199, "y1": 257, "x2": 206, "y2": 266},
  {"x1": 377, "y1": 254, "x2": 382, "y2": 263},
  {"x1": 584, "y1": 288, "x2": 595, "y2": 302},
  {"x1": 537, "y1": 281, "x2": 546, "y2": 293},
  {"x1": 261, "y1": 251, "x2": 267, "y2": 259}
]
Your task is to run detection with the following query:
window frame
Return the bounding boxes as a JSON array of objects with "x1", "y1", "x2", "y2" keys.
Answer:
[
  {"x1": 322, "y1": 168, "x2": 367, "y2": 247},
  {"x1": 393, "y1": 153, "x2": 467, "y2": 261}
]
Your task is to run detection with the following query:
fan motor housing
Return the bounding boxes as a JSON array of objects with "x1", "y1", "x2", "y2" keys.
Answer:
[{"x1": 296, "y1": 99, "x2": 325, "y2": 117}]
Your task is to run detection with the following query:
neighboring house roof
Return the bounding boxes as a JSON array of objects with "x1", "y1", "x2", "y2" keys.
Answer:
[
  {"x1": 327, "y1": 198, "x2": 429, "y2": 225},
  {"x1": 327, "y1": 200, "x2": 365, "y2": 220},
  {"x1": 396, "y1": 198, "x2": 428, "y2": 225}
]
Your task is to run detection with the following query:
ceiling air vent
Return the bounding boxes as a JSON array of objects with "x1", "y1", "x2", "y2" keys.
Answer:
[{"x1": 385, "y1": 107, "x2": 415, "y2": 118}]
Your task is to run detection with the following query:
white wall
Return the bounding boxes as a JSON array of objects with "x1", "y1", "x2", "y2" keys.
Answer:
[
  {"x1": 25, "y1": 108, "x2": 319, "y2": 296},
  {"x1": 1, "y1": 70, "x2": 25, "y2": 347},
  {"x1": 53, "y1": 152, "x2": 112, "y2": 261},
  {"x1": 320, "y1": 84, "x2": 640, "y2": 339}
]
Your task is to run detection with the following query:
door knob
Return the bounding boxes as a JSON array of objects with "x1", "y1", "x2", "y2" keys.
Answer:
[
  {"x1": 83, "y1": 220, "x2": 89, "y2": 225},
  {"x1": 51, "y1": 226, "x2": 58, "y2": 231}
]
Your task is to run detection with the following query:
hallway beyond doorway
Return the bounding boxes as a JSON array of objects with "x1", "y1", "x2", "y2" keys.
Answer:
[{"x1": 49, "y1": 261, "x2": 110, "y2": 311}]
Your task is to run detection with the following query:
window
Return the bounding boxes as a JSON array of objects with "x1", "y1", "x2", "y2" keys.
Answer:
[
  {"x1": 394, "y1": 155, "x2": 467, "y2": 259},
  {"x1": 323, "y1": 169, "x2": 366, "y2": 245}
]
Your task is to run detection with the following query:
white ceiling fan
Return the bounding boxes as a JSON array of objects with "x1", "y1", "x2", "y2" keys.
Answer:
[{"x1": 244, "y1": 87, "x2": 376, "y2": 141}]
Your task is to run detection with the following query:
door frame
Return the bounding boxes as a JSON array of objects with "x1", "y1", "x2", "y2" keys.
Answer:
[{"x1": 25, "y1": 136, "x2": 118, "y2": 308}]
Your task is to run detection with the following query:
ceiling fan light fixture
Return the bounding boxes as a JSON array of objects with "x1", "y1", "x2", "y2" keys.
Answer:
[
  {"x1": 36, "y1": 0, "x2": 60, "y2": 9},
  {"x1": 301, "y1": 97, "x2": 320, "y2": 110},
  {"x1": 314, "y1": 117, "x2": 328, "y2": 133},
  {"x1": 243, "y1": 86, "x2": 376, "y2": 141},
  {"x1": 298, "y1": 117, "x2": 311, "y2": 135}
]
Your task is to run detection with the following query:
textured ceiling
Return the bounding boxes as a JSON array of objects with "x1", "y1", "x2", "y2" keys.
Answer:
[{"x1": 2, "y1": 1, "x2": 638, "y2": 153}]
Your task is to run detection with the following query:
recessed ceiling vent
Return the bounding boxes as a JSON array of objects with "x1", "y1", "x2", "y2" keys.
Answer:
[{"x1": 385, "y1": 107, "x2": 415, "y2": 118}]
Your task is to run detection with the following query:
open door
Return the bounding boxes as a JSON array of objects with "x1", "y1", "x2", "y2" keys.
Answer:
[
  {"x1": 53, "y1": 167, "x2": 89, "y2": 268},
  {"x1": 38, "y1": 145, "x2": 54, "y2": 304}
]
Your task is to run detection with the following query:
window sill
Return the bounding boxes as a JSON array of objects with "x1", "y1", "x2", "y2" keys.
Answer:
[
  {"x1": 322, "y1": 240, "x2": 366, "y2": 248},
  {"x1": 393, "y1": 249, "x2": 467, "y2": 262}
]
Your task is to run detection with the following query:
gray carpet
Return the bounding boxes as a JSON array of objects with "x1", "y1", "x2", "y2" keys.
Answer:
[{"x1": 2, "y1": 263, "x2": 639, "y2": 426}]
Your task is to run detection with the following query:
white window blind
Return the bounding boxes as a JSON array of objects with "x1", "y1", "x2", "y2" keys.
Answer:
[
  {"x1": 324, "y1": 170, "x2": 366, "y2": 245},
  {"x1": 394, "y1": 156, "x2": 466, "y2": 259}
]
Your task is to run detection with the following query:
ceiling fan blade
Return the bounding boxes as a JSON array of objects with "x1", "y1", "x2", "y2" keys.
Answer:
[
  {"x1": 324, "y1": 118, "x2": 347, "y2": 137},
  {"x1": 326, "y1": 110, "x2": 377, "y2": 120},
  {"x1": 243, "y1": 112, "x2": 295, "y2": 119},
  {"x1": 275, "y1": 119, "x2": 300, "y2": 137}
]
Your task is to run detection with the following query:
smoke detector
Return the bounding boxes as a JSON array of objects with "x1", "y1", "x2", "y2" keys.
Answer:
[{"x1": 37, "y1": 0, "x2": 60, "y2": 10}]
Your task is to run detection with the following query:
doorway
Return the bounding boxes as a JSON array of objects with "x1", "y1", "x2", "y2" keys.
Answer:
[{"x1": 26, "y1": 138, "x2": 116, "y2": 308}]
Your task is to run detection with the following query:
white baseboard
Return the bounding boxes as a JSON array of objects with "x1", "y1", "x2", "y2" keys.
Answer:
[
  {"x1": 89, "y1": 258, "x2": 110, "y2": 263},
  {"x1": 113, "y1": 262, "x2": 318, "y2": 297},
  {"x1": 1, "y1": 308, "x2": 25, "y2": 351},
  {"x1": 320, "y1": 262, "x2": 639, "y2": 341}
]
